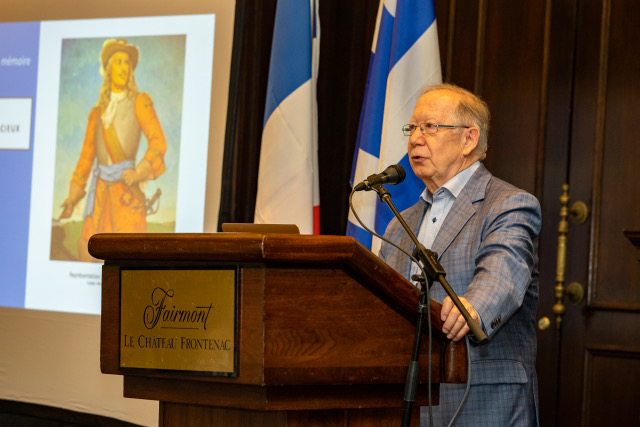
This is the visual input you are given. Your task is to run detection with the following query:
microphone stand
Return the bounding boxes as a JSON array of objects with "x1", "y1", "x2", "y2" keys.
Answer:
[{"x1": 371, "y1": 185, "x2": 488, "y2": 427}]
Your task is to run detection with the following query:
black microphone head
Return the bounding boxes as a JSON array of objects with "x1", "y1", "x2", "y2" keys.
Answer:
[
  {"x1": 354, "y1": 164, "x2": 406, "y2": 191},
  {"x1": 382, "y1": 164, "x2": 406, "y2": 185}
]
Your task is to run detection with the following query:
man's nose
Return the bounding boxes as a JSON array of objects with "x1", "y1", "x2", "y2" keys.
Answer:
[{"x1": 409, "y1": 129, "x2": 424, "y2": 145}]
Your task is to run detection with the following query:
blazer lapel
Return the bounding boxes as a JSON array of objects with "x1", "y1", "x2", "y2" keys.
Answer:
[{"x1": 430, "y1": 164, "x2": 491, "y2": 258}]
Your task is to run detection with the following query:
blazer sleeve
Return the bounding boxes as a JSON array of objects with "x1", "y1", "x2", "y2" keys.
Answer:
[{"x1": 463, "y1": 191, "x2": 541, "y2": 338}]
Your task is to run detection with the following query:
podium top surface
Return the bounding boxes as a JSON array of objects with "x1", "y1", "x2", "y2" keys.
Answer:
[{"x1": 89, "y1": 233, "x2": 362, "y2": 264}]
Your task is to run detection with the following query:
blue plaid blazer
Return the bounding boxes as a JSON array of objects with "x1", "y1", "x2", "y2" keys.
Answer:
[{"x1": 379, "y1": 163, "x2": 541, "y2": 426}]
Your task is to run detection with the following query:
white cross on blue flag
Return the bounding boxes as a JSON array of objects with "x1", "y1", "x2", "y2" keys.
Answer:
[
  {"x1": 347, "y1": 0, "x2": 442, "y2": 251},
  {"x1": 255, "y1": 0, "x2": 320, "y2": 234}
]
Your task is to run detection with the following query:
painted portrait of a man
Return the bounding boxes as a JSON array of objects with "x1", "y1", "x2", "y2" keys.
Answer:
[{"x1": 52, "y1": 36, "x2": 186, "y2": 262}]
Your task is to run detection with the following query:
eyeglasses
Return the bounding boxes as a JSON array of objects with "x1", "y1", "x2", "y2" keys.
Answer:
[{"x1": 402, "y1": 122, "x2": 470, "y2": 136}]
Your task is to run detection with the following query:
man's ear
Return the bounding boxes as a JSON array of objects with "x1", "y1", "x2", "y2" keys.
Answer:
[{"x1": 463, "y1": 127, "x2": 479, "y2": 156}]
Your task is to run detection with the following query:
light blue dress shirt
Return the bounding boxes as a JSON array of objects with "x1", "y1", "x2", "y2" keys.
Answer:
[{"x1": 410, "y1": 161, "x2": 481, "y2": 280}]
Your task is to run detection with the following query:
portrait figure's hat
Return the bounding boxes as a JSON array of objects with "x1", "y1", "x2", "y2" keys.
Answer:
[{"x1": 100, "y1": 38, "x2": 140, "y2": 71}]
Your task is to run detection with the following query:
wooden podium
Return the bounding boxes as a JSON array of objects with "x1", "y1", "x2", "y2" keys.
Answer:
[{"x1": 90, "y1": 233, "x2": 467, "y2": 426}]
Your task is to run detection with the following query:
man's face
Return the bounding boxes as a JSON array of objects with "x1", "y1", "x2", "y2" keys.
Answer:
[
  {"x1": 110, "y1": 51, "x2": 131, "y2": 92},
  {"x1": 407, "y1": 90, "x2": 469, "y2": 192}
]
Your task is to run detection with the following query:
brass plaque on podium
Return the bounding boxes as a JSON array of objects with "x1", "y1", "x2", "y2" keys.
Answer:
[{"x1": 120, "y1": 269, "x2": 237, "y2": 375}]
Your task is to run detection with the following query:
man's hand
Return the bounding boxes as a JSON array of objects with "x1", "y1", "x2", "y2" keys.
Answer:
[
  {"x1": 121, "y1": 168, "x2": 139, "y2": 186},
  {"x1": 122, "y1": 160, "x2": 152, "y2": 186},
  {"x1": 59, "y1": 199, "x2": 74, "y2": 219},
  {"x1": 441, "y1": 296, "x2": 480, "y2": 342},
  {"x1": 59, "y1": 181, "x2": 86, "y2": 219}
]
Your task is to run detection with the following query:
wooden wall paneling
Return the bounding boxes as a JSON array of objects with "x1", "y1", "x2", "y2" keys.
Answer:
[
  {"x1": 433, "y1": 0, "x2": 453, "y2": 80},
  {"x1": 436, "y1": 0, "x2": 481, "y2": 88},
  {"x1": 590, "y1": 0, "x2": 640, "y2": 309},
  {"x1": 565, "y1": 0, "x2": 640, "y2": 312},
  {"x1": 436, "y1": 0, "x2": 547, "y2": 193},
  {"x1": 536, "y1": 0, "x2": 578, "y2": 424},
  {"x1": 583, "y1": 0, "x2": 611, "y2": 309},
  {"x1": 555, "y1": 0, "x2": 604, "y2": 422},
  {"x1": 581, "y1": 346, "x2": 640, "y2": 425},
  {"x1": 559, "y1": 0, "x2": 640, "y2": 425},
  {"x1": 479, "y1": 0, "x2": 547, "y2": 194}
]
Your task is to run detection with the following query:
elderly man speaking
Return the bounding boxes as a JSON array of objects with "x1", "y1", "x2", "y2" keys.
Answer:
[{"x1": 379, "y1": 83, "x2": 541, "y2": 426}]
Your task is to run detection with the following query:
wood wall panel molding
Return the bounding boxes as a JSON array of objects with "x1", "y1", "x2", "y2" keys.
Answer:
[
  {"x1": 587, "y1": 0, "x2": 640, "y2": 311},
  {"x1": 474, "y1": 0, "x2": 487, "y2": 94},
  {"x1": 586, "y1": 0, "x2": 610, "y2": 308},
  {"x1": 535, "y1": 0, "x2": 553, "y2": 197},
  {"x1": 581, "y1": 345, "x2": 640, "y2": 425},
  {"x1": 442, "y1": 0, "x2": 456, "y2": 81}
]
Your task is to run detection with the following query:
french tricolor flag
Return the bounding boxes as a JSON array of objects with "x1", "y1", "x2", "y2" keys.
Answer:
[
  {"x1": 347, "y1": 0, "x2": 442, "y2": 251},
  {"x1": 254, "y1": 0, "x2": 320, "y2": 234}
]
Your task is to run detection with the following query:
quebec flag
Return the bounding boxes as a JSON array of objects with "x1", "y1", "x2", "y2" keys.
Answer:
[
  {"x1": 255, "y1": 0, "x2": 320, "y2": 234},
  {"x1": 347, "y1": 0, "x2": 442, "y2": 251}
]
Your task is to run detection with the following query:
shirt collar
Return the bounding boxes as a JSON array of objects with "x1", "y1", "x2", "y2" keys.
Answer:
[{"x1": 420, "y1": 161, "x2": 481, "y2": 205}]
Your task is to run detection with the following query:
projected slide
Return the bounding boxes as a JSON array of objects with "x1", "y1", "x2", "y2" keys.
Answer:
[{"x1": 0, "y1": 15, "x2": 215, "y2": 314}]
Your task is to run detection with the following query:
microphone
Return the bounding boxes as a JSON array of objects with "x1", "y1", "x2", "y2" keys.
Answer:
[{"x1": 354, "y1": 165, "x2": 406, "y2": 191}]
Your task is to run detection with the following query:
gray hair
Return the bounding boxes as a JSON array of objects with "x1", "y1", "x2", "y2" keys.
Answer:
[{"x1": 422, "y1": 83, "x2": 490, "y2": 160}]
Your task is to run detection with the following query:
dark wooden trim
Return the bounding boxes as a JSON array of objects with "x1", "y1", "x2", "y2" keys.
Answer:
[
  {"x1": 585, "y1": 301, "x2": 640, "y2": 312},
  {"x1": 581, "y1": 345, "x2": 640, "y2": 426},
  {"x1": 130, "y1": 378, "x2": 439, "y2": 411},
  {"x1": 587, "y1": 0, "x2": 611, "y2": 307},
  {"x1": 624, "y1": 230, "x2": 640, "y2": 260},
  {"x1": 443, "y1": 0, "x2": 457, "y2": 81},
  {"x1": 474, "y1": 0, "x2": 488, "y2": 93},
  {"x1": 534, "y1": 0, "x2": 553, "y2": 200}
]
